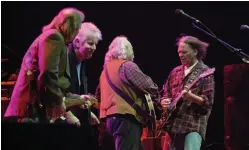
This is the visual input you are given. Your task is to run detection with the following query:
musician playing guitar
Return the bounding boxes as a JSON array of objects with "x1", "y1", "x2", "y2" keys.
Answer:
[
  {"x1": 99, "y1": 36, "x2": 160, "y2": 150},
  {"x1": 160, "y1": 36, "x2": 215, "y2": 150}
]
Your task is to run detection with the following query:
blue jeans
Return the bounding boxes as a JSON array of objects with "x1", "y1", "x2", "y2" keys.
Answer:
[{"x1": 169, "y1": 132, "x2": 202, "y2": 150}]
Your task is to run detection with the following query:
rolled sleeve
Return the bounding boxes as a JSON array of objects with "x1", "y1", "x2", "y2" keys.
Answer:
[{"x1": 200, "y1": 75, "x2": 215, "y2": 110}]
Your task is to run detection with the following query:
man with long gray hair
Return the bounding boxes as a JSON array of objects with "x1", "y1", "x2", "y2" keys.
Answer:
[{"x1": 98, "y1": 36, "x2": 160, "y2": 150}]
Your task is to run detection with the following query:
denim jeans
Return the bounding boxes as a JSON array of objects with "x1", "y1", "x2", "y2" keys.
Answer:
[{"x1": 169, "y1": 132, "x2": 202, "y2": 150}]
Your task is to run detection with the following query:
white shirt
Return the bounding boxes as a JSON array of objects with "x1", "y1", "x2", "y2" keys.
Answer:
[
  {"x1": 184, "y1": 60, "x2": 198, "y2": 76},
  {"x1": 76, "y1": 63, "x2": 81, "y2": 86}
]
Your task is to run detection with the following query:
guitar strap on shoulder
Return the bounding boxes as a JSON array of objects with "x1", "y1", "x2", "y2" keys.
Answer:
[
  {"x1": 184, "y1": 67, "x2": 202, "y2": 90},
  {"x1": 183, "y1": 66, "x2": 203, "y2": 111},
  {"x1": 104, "y1": 67, "x2": 153, "y2": 120}
]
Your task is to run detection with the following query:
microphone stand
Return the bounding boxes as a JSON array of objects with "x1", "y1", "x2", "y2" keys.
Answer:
[{"x1": 191, "y1": 22, "x2": 249, "y2": 64}]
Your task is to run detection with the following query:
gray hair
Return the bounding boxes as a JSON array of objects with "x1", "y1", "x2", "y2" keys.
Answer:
[
  {"x1": 73, "y1": 22, "x2": 102, "y2": 45},
  {"x1": 104, "y1": 36, "x2": 134, "y2": 66},
  {"x1": 177, "y1": 36, "x2": 209, "y2": 60}
]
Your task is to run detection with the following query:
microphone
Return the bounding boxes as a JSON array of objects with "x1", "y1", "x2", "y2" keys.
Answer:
[
  {"x1": 175, "y1": 9, "x2": 201, "y2": 23},
  {"x1": 240, "y1": 25, "x2": 249, "y2": 30}
]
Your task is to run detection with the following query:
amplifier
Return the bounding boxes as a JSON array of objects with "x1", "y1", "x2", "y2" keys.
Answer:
[
  {"x1": 1, "y1": 81, "x2": 15, "y2": 97},
  {"x1": 1, "y1": 97, "x2": 10, "y2": 118},
  {"x1": 1, "y1": 81, "x2": 15, "y2": 118}
]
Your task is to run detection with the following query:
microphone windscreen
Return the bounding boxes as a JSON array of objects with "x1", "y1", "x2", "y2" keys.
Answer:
[
  {"x1": 175, "y1": 9, "x2": 183, "y2": 14},
  {"x1": 240, "y1": 25, "x2": 249, "y2": 30}
]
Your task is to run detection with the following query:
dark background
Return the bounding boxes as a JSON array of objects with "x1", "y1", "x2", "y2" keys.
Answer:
[{"x1": 2, "y1": 1, "x2": 249, "y2": 150}]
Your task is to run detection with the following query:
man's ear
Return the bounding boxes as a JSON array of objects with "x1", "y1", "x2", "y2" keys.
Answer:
[
  {"x1": 74, "y1": 38, "x2": 80, "y2": 48},
  {"x1": 194, "y1": 49, "x2": 198, "y2": 57}
]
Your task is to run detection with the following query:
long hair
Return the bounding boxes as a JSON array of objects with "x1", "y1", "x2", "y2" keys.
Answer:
[
  {"x1": 176, "y1": 36, "x2": 209, "y2": 60},
  {"x1": 42, "y1": 8, "x2": 85, "y2": 32},
  {"x1": 104, "y1": 36, "x2": 134, "y2": 66}
]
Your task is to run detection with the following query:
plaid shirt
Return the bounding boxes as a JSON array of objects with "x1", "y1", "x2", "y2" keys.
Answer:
[
  {"x1": 162, "y1": 61, "x2": 215, "y2": 139},
  {"x1": 95, "y1": 61, "x2": 160, "y2": 103},
  {"x1": 119, "y1": 61, "x2": 160, "y2": 101}
]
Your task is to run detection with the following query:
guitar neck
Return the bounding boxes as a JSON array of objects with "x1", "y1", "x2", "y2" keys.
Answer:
[
  {"x1": 171, "y1": 77, "x2": 200, "y2": 107},
  {"x1": 171, "y1": 92, "x2": 183, "y2": 107}
]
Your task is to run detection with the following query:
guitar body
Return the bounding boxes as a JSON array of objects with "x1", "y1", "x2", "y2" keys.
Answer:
[
  {"x1": 160, "y1": 104, "x2": 179, "y2": 132},
  {"x1": 143, "y1": 94, "x2": 157, "y2": 137},
  {"x1": 143, "y1": 94, "x2": 159, "y2": 150},
  {"x1": 144, "y1": 94, "x2": 157, "y2": 121}
]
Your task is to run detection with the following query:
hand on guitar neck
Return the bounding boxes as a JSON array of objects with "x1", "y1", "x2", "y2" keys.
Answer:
[
  {"x1": 181, "y1": 89, "x2": 206, "y2": 106},
  {"x1": 160, "y1": 89, "x2": 201, "y2": 120}
]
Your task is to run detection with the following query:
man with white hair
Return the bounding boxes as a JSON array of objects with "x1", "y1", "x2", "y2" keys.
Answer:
[
  {"x1": 98, "y1": 36, "x2": 160, "y2": 150},
  {"x1": 50, "y1": 22, "x2": 102, "y2": 150},
  {"x1": 65, "y1": 22, "x2": 102, "y2": 127}
]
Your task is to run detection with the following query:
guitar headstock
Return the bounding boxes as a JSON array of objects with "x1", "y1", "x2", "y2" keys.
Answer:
[{"x1": 199, "y1": 68, "x2": 215, "y2": 78}]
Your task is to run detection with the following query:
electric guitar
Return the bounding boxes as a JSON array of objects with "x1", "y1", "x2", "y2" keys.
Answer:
[
  {"x1": 160, "y1": 68, "x2": 215, "y2": 130},
  {"x1": 143, "y1": 94, "x2": 162, "y2": 150}
]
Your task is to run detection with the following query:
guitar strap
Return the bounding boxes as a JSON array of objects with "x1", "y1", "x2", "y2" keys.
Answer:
[
  {"x1": 104, "y1": 67, "x2": 154, "y2": 120},
  {"x1": 181, "y1": 65, "x2": 203, "y2": 111},
  {"x1": 184, "y1": 66, "x2": 202, "y2": 89}
]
